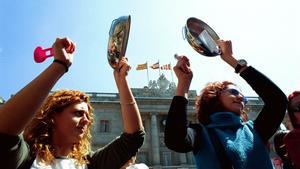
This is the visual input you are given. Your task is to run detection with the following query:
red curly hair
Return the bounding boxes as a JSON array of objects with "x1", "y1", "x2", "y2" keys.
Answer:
[
  {"x1": 23, "y1": 89, "x2": 94, "y2": 165},
  {"x1": 195, "y1": 81, "x2": 242, "y2": 125}
]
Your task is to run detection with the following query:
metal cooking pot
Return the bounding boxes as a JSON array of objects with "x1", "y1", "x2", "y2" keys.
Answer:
[
  {"x1": 183, "y1": 17, "x2": 220, "y2": 57},
  {"x1": 107, "y1": 15, "x2": 131, "y2": 69}
]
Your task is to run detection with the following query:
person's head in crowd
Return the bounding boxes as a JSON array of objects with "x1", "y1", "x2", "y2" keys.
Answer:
[
  {"x1": 23, "y1": 89, "x2": 94, "y2": 165},
  {"x1": 195, "y1": 81, "x2": 248, "y2": 125},
  {"x1": 274, "y1": 130, "x2": 290, "y2": 162},
  {"x1": 287, "y1": 91, "x2": 300, "y2": 128}
]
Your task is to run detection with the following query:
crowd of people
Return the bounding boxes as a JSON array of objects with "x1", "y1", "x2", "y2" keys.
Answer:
[{"x1": 0, "y1": 37, "x2": 299, "y2": 169}]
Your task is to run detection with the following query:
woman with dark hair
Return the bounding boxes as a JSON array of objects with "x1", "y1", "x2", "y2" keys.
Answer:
[
  {"x1": 283, "y1": 91, "x2": 300, "y2": 169},
  {"x1": 164, "y1": 40, "x2": 287, "y2": 169},
  {"x1": 0, "y1": 37, "x2": 144, "y2": 169}
]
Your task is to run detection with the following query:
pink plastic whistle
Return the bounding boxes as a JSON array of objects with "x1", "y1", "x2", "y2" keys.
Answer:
[{"x1": 34, "y1": 46, "x2": 54, "y2": 63}]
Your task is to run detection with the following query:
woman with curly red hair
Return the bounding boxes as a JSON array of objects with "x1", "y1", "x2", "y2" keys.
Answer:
[
  {"x1": 23, "y1": 89, "x2": 95, "y2": 166},
  {"x1": 0, "y1": 37, "x2": 144, "y2": 169},
  {"x1": 164, "y1": 40, "x2": 287, "y2": 169}
]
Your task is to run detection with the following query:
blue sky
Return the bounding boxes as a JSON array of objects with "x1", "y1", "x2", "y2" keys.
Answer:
[{"x1": 1, "y1": 0, "x2": 300, "y2": 100}]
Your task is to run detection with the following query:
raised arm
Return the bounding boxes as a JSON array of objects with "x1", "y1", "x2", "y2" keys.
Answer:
[
  {"x1": 113, "y1": 58, "x2": 143, "y2": 134},
  {"x1": 0, "y1": 37, "x2": 75, "y2": 135},
  {"x1": 164, "y1": 56, "x2": 195, "y2": 152},
  {"x1": 174, "y1": 56, "x2": 193, "y2": 99},
  {"x1": 217, "y1": 40, "x2": 288, "y2": 142},
  {"x1": 241, "y1": 67, "x2": 287, "y2": 142},
  {"x1": 216, "y1": 40, "x2": 239, "y2": 70}
]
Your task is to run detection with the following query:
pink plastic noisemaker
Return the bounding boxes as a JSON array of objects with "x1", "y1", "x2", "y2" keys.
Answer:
[{"x1": 34, "y1": 46, "x2": 54, "y2": 63}]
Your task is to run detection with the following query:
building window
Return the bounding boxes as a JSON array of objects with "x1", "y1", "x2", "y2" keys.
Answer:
[
  {"x1": 162, "y1": 151, "x2": 172, "y2": 166},
  {"x1": 99, "y1": 120, "x2": 110, "y2": 133},
  {"x1": 160, "y1": 116, "x2": 167, "y2": 133}
]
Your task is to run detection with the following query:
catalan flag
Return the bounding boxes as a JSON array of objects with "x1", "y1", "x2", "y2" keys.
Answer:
[
  {"x1": 160, "y1": 63, "x2": 171, "y2": 70},
  {"x1": 136, "y1": 62, "x2": 148, "y2": 70},
  {"x1": 150, "y1": 62, "x2": 160, "y2": 69}
]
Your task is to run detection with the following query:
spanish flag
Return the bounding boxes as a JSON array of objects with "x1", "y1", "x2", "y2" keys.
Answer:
[{"x1": 136, "y1": 62, "x2": 148, "y2": 70}]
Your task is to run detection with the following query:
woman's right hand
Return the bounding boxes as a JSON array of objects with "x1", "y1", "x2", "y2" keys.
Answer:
[
  {"x1": 217, "y1": 40, "x2": 238, "y2": 68},
  {"x1": 52, "y1": 37, "x2": 76, "y2": 67},
  {"x1": 174, "y1": 55, "x2": 193, "y2": 97}
]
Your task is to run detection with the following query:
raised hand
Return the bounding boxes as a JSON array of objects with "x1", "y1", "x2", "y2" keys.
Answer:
[
  {"x1": 114, "y1": 57, "x2": 131, "y2": 80},
  {"x1": 217, "y1": 40, "x2": 238, "y2": 68},
  {"x1": 52, "y1": 37, "x2": 76, "y2": 67},
  {"x1": 174, "y1": 55, "x2": 193, "y2": 98}
]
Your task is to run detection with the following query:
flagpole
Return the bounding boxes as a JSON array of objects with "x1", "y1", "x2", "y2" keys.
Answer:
[
  {"x1": 146, "y1": 62, "x2": 149, "y2": 86},
  {"x1": 158, "y1": 60, "x2": 161, "y2": 76},
  {"x1": 170, "y1": 62, "x2": 174, "y2": 83}
]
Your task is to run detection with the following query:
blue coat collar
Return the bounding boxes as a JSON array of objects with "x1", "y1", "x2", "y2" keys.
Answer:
[{"x1": 207, "y1": 112, "x2": 242, "y2": 128}]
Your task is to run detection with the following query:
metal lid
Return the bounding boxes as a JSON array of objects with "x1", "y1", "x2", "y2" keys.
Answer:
[{"x1": 107, "y1": 15, "x2": 131, "y2": 69}]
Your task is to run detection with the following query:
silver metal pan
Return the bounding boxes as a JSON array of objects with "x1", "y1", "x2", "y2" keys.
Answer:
[
  {"x1": 107, "y1": 15, "x2": 131, "y2": 69},
  {"x1": 183, "y1": 17, "x2": 220, "y2": 57}
]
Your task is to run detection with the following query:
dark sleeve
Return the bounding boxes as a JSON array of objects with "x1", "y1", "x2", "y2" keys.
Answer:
[
  {"x1": 164, "y1": 96, "x2": 197, "y2": 153},
  {"x1": 0, "y1": 133, "x2": 30, "y2": 169},
  {"x1": 87, "y1": 130, "x2": 145, "y2": 169},
  {"x1": 240, "y1": 66, "x2": 288, "y2": 142}
]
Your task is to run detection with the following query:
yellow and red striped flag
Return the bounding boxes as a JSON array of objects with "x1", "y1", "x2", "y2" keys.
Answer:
[
  {"x1": 160, "y1": 63, "x2": 171, "y2": 70},
  {"x1": 136, "y1": 62, "x2": 148, "y2": 70}
]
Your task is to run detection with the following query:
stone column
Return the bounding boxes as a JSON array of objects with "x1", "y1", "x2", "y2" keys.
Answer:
[{"x1": 151, "y1": 113, "x2": 160, "y2": 165}]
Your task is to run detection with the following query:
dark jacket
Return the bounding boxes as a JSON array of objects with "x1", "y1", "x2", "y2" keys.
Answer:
[{"x1": 0, "y1": 130, "x2": 145, "y2": 169}]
